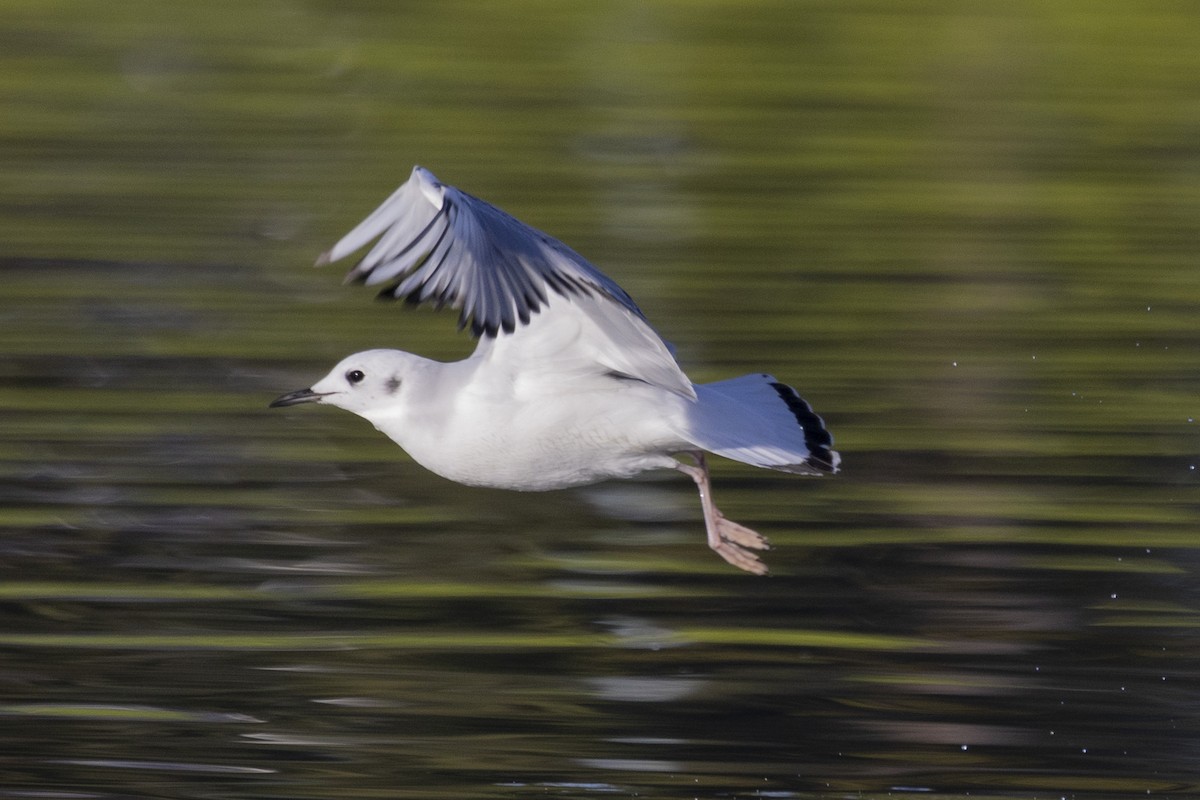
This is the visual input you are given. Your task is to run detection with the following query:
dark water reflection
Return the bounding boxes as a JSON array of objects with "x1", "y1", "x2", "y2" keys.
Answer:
[
  {"x1": 4, "y1": 2, "x2": 1200, "y2": 798},
  {"x1": 3, "y1": 254, "x2": 1197, "y2": 798}
]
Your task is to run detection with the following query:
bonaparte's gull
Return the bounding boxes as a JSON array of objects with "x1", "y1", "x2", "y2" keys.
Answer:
[{"x1": 272, "y1": 166, "x2": 838, "y2": 574}]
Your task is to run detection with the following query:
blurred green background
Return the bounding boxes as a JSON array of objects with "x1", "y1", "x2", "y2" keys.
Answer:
[{"x1": 1, "y1": 2, "x2": 1198, "y2": 798}]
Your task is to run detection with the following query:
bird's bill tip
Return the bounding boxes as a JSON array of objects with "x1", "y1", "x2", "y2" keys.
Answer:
[{"x1": 269, "y1": 388, "x2": 325, "y2": 408}]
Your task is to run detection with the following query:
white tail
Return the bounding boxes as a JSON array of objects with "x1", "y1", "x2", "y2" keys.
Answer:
[{"x1": 683, "y1": 374, "x2": 839, "y2": 474}]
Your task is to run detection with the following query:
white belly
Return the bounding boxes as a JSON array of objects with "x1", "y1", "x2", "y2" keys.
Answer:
[{"x1": 373, "y1": 384, "x2": 688, "y2": 491}]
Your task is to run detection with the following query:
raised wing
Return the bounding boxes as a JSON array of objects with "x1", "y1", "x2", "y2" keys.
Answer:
[
  {"x1": 319, "y1": 166, "x2": 644, "y2": 338},
  {"x1": 318, "y1": 166, "x2": 695, "y2": 399}
]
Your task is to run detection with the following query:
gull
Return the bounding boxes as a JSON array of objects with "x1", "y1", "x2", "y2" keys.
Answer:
[{"x1": 271, "y1": 166, "x2": 839, "y2": 574}]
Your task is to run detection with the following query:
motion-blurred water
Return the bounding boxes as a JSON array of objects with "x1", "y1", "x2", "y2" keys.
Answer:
[{"x1": 2, "y1": 3, "x2": 1199, "y2": 798}]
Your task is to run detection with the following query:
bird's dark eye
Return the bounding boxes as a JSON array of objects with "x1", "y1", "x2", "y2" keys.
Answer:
[{"x1": 346, "y1": 369, "x2": 365, "y2": 385}]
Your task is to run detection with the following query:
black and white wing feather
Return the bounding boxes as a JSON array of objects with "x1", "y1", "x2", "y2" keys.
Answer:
[
  {"x1": 318, "y1": 166, "x2": 695, "y2": 400},
  {"x1": 319, "y1": 166, "x2": 644, "y2": 338}
]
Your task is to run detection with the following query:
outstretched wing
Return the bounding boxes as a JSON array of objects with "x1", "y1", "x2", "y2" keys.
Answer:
[
  {"x1": 318, "y1": 165, "x2": 695, "y2": 399},
  {"x1": 320, "y1": 166, "x2": 646, "y2": 337}
]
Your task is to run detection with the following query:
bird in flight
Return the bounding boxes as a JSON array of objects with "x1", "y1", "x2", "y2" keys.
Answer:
[{"x1": 271, "y1": 166, "x2": 838, "y2": 574}]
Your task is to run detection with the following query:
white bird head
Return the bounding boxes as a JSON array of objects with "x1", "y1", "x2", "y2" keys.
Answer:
[{"x1": 270, "y1": 349, "x2": 422, "y2": 417}]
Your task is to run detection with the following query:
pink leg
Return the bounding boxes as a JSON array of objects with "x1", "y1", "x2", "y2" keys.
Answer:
[{"x1": 674, "y1": 452, "x2": 771, "y2": 575}]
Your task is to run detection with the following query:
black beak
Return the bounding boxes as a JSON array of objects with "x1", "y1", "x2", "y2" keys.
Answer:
[{"x1": 269, "y1": 388, "x2": 325, "y2": 408}]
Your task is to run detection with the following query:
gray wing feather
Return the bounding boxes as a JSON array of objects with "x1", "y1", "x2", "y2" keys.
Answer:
[{"x1": 319, "y1": 166, "x2": 645, "y2": 338}]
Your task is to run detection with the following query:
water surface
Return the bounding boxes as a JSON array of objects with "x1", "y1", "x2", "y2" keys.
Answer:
[{"x1": 2, "y1": 2, "x2": 1199, "y2": 798}]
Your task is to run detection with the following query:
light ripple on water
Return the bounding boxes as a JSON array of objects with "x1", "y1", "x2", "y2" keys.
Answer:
[
  {"x1": 3, "y1": 7, "x2": 1199, "y2": 796},
  {"x1": 52, "y1": 760, "x2": 274, "y2": 775},
  {"x1": 0, "y1": 705, "x2": 262, "y2": 724}
]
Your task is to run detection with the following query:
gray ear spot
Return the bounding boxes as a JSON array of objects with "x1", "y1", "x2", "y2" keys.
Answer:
[{"x1": 385, "y1": 375, "x2": 401, "y2": 395}]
